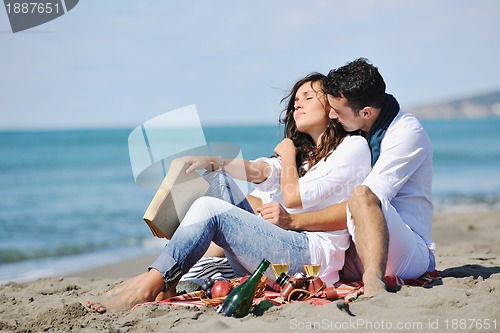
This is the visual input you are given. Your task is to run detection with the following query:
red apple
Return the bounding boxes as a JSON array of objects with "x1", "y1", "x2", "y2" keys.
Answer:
[{"x1": 211, "y1": 280, "x2": 232, "y2": 298}]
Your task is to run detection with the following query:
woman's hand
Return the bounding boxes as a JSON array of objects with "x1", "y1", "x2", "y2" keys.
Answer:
[
  {"x1": 179, "y1": 156, "x2": 211, "y2": 174},
  {"x1": 274, "y1": 138, "x2": 297, "y2": 158}
]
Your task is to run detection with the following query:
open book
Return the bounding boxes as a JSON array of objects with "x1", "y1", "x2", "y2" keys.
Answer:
[{"x1": 143, "y1": 159, "x2": 209, "y2": 239}]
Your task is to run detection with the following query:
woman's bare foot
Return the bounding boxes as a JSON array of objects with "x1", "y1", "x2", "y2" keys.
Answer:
[
  {"x1": 85, "y1": 300, "x2": 107, "y2": 313},
  {"x1": 105, "y1": 272, "x2": 148, "y2": 296},
  {"x1": 362, "y1": 271, "x2": 387, "y2": 298},
  {"x1": 155, "y1": 290, "x2": 174, "y2": 302},
  {"x1": 85, "y1": 269, "x2": 174, "y2": 313}
]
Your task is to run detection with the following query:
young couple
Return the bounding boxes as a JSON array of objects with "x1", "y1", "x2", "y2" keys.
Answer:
[{"x1": 87, "y1": 58, "x2": 435, "y2": 313}]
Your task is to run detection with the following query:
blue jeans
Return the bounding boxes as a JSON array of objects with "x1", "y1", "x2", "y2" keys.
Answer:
[
  {"x1": 149, "y1": 195, "x2": 310, "y2": 287},
  {"x1": 202, "y1": 170, "x2": 254, "y2": 213}
]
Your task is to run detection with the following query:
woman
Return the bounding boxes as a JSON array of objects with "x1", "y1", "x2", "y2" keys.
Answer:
[{"x1": 86, "y1": 73, "x2": 371, "y2": 312}]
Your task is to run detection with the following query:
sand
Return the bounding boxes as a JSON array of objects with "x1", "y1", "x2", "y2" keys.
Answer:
[{"x1": 1, "y1": 211, "x2": 499, "y2": 333}]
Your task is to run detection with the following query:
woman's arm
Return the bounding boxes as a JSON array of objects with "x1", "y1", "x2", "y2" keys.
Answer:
[
  {"x1": 180, "y1": 156, "x2": 271, "y2": 184},
  {"x1": 274, "y1": 138, "x2": 302, "y2": 209}
]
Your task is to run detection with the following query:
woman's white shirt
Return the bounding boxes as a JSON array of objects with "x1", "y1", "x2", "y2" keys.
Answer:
[{"x1": 251, "y1": 135, "x2": 371, "y2": 284}]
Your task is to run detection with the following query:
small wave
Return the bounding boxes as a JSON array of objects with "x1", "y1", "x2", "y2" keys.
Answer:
[
  {"x1": 433, "y1": 193, "x2": 500, "y2": 212},
  {"x1": 0, "y1": 238, "x2": 154, "y2": 265},
  {"x1": 0, "y1": 245, "x2": 163, "y2": 284}
]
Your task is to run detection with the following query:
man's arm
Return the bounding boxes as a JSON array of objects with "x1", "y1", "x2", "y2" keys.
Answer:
[
  {"x1": 257, "y1": 201, "x2": 347, "y2": 231},
  {"x1": 363, "y1": 116, "x2": 432, "y2": 201}
]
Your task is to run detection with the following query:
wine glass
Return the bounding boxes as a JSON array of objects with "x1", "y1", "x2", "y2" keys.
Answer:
[
  {"x1": 302, "y1": 248, "x2": 322, "y2": 278},
  {"x1": 270, "y1": 247, "x2": 290, "y2": 278}
]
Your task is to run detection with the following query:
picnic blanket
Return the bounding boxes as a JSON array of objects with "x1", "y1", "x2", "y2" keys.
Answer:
[{"x1": 131, "y1": 270, "x2": 441, "y2": 311}]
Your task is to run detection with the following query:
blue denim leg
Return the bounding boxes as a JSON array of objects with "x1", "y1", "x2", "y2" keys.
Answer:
[
  {"x1": 149, "y1": 197, "x2": 309, "y2": 284},
  {"x1": 202, "y1": 170, "x2": 254, "y2": 213}
]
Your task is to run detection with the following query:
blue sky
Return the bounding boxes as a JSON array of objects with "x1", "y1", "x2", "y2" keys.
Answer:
[{"x1": 1, "y1": 1, "x2": 499, "y2": 129}]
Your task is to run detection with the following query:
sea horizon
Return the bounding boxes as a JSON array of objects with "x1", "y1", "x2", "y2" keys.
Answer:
[{"x1": 1, "y1": 117, "x2": 499, "y2": 284}]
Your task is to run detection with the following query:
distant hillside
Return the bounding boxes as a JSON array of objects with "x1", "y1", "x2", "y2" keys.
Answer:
[{"x1": 406, "y1": 91, "x2": 500, "y2": 119}]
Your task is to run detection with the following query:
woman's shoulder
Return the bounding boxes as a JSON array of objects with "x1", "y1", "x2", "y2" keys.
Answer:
[
  {"x1": 315, "y1": 135, "x2": 369, "y2": 166},
  {"x1": 343, "y1": 134, "x2": 366, "y2": 142},
  {"x1": 326, "y1": 135, "x2": 370, "y2": 166},
  {"x1": 338, "y1": 134, "x2": 369, "y2": 150}
]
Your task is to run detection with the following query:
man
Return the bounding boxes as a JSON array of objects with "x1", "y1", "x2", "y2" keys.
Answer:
[{"x1": 263, "y1": 58, "x2": 435, "y2": 296}]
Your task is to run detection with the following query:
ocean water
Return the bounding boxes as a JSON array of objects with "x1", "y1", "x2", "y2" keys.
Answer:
[{"x1": 1, "y1": 118, "x2": 499, "y2": 283}]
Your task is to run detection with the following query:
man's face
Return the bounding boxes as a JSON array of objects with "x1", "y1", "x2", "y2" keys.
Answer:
[{"x1": 327, "y1": 95, "x2": 364, "y2": 132}]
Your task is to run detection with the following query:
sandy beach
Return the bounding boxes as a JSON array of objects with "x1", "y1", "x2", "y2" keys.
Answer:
[{"x1": 1, "y1": 210, "x2": 499, "y2": 333}]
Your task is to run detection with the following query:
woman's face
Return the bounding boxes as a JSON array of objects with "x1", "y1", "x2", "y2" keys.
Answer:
[{"x1": 293, "y1": 81, "x2": 330, "y2": 135}]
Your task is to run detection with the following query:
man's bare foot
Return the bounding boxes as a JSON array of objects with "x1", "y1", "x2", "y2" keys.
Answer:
[
  {"x1": 85, "y1": 269, "x2": 173, "y2": 313},
  {"x1": 362, "y1": 271, "x2": 387, "y2": 297}
]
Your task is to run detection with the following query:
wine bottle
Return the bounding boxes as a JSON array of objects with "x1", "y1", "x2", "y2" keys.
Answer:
[{"x1": 217, "y1": 259, "x2": 270, "y2": 318}]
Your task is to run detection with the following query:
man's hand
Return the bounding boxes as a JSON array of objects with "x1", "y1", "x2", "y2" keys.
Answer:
[{"x1": 256, "y1": 202, "x2": 297, "y2": 230}]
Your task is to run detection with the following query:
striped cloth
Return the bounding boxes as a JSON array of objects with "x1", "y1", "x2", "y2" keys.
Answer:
[
  {"x1": 180, "y1": 257, "x2": 236, "y2": 284},
  {"x1": 131, "y1": 270, "x2": 441, "y2": 311}
]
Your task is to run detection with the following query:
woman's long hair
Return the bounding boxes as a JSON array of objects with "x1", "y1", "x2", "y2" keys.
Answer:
[{"x1": 279, "y1": 72, "x2": 348, "y2": 177}]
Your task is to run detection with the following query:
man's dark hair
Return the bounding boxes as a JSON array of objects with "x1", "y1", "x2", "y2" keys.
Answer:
[{"x1": 324, "y1": 58, "x2": 386, "y2": 113}]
